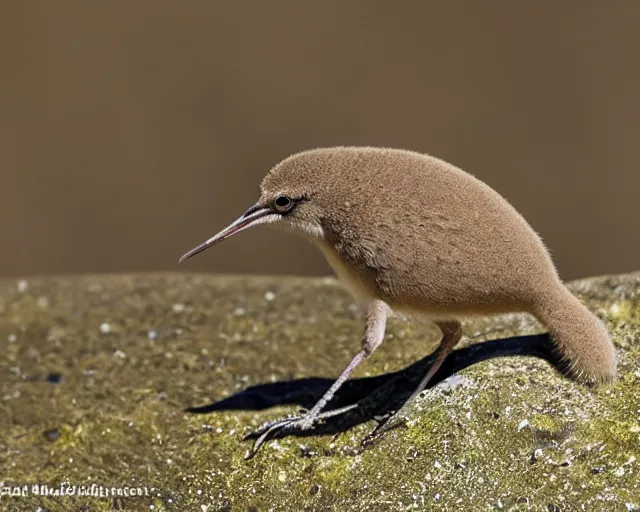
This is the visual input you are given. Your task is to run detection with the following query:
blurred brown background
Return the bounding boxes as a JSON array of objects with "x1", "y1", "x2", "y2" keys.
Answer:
[{"x1": 1, "y1": 1, "x2": 638, "y2": 281}]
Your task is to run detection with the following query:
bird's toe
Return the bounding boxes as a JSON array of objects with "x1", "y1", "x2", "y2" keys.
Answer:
[{"x1": 243, "y1": 415, "x2": 299, "y2": 440}]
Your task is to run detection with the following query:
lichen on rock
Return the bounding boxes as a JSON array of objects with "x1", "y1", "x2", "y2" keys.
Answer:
[{"x1": 0, "y1": 271, "x2": 638, "y2": 511}]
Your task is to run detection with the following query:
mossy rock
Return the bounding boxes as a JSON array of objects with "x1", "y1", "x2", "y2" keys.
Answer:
[{"x1": 0, "y1": 272, "x2": 639, "y2": 511}]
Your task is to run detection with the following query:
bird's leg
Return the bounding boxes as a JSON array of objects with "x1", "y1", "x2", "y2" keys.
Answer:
[
  {"x1": 366, "y1": 319, "x2": 462, "y2": 440},
  {"x1": 244, "y1": 299, "x2": 389, "y2": 458}
]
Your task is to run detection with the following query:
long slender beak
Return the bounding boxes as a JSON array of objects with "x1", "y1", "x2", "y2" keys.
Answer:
[{"x1": 178, "y1": 204, "x2": 276, "y2": 264}]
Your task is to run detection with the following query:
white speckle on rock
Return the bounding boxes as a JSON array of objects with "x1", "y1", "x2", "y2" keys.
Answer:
[
  {"x1": 437, "y1": 374, "x2": 472, "y2": 391},
  {"x1": 613, "y1": 285, "x2": 626, "y2": 295},
  {"x1": 517, "y1": 419, "x2": 530, "y2": 432},
  {"x1": 166, "y1": 458, "x2": 173, "y2": 464},
  {"x1": 172, "y1": 303, "x2": 186, "y2": 313},
  {"x1": 434, "y1": 460, "x2": 442, "y2": 469},
  {"x1": 215, "y1": 427, "x2": 223, "y2": 434},
  {"x1": 17, "y1": 280, "x2": 28, "y2": 293},
  {"x1": 233, "y1": 307, "x2": 246, "y2": 316},
  {"x1": 147, "y1": 330, "x2": 158, "y2": 341},
  {"x1": 99, "y1": 322, "x2": 111, "y2": 334},
  {"x1": 615, "y1": 466, "x2": 625, "y2": 477},
  {"x1": 264, "y1": 291, "x2": 276, "y2": 302},
  {"x1": 37, "y1": 296, "x2": 50, "y2": 308},
  {"x1": 7, "y1": 333, "x2": 17, "y2": 343},
  {"x1": 113, "y1": 349, "x2": 127, "y2": 359}
]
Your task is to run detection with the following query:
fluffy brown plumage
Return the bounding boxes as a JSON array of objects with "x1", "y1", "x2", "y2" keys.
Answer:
[
  {"x1": 260, "y1": 147, "x2": 615, "y2": 377},
  {"x1": 180, "y1": 146, "x2": 617, "y2": 457}
]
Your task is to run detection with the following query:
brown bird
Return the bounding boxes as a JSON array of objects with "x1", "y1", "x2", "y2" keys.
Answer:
[{"x1": 179, "y1": 147, "x2": 617, "y2": 457}]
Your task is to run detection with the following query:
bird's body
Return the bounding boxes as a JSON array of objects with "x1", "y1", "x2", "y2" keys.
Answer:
[
  {"x1": 180, "y1": 146, "x2": 617, "y2": 457},
  {"x1": 266, "y1": 147, "x2": 553, "y2": 316}
]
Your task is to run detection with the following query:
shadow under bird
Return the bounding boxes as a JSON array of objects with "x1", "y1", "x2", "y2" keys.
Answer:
[{"x1": 179, "y1": 146, "x2": 617, "y2": 458}]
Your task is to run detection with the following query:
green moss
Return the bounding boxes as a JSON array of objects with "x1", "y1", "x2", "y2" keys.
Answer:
[{"x1": 0, "y1": 272, "x2": 639, "y2": 510}]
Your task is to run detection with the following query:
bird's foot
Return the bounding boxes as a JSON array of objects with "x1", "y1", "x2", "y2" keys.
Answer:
[
  {"x1": 243, "y1": 403, "x2": 358, "y2": 459},
  {"x1": 361, "y1": 410, "x2": 409, "y2": 448}
]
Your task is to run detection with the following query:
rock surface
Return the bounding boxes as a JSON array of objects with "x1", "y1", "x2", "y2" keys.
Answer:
[{"x1": 0, "y1": 272, "x2": 639, "y2": 511}]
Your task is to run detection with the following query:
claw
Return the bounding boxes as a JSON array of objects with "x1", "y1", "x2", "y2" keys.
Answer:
[
  {"x1": 244, "y1": 415, "x2": 315, "y2": 459},
  {"x1": 242, "y1": 403, "x2": 361, "y2": 458},
  {"x1": 245, "y1": 421, "x2": 287, "y2": 459},
  {"x1": 361, "y1": 413, "x2": 408, "y2": 449},
  {"x1": 243, "y1": 414, "x2": 300, "y2": 441}
]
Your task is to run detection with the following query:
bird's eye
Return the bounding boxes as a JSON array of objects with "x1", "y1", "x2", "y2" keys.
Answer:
[{"x1": 273, "y1": 195, "x2": 294, "y2": 213}]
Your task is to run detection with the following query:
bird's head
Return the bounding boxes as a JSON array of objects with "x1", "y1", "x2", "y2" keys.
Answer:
[{"x1": 178, "y1": 148, "x2": 346, "y2": 264}]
